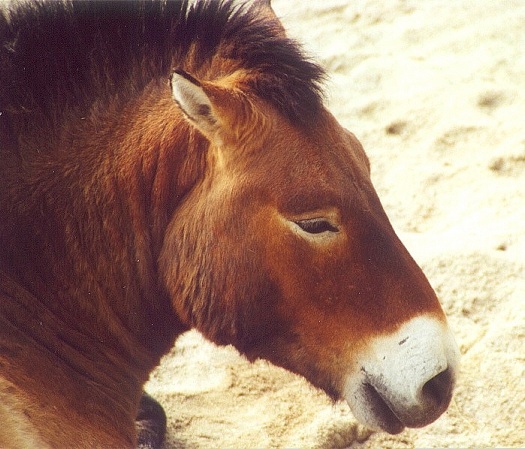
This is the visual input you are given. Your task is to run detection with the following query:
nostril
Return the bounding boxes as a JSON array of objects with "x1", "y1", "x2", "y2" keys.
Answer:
[{"x1": 422, "y1": 366, "x2": 454, "y2": 410}]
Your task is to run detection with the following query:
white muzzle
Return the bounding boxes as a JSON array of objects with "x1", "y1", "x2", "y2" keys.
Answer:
[{"x1": 344, "y1": 315, "x2": 460, "y2": 434}]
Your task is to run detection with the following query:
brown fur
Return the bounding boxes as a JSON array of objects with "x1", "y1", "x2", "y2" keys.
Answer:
[{"x1": 0, "y1": 1, "x2": 447, "y2": 447}]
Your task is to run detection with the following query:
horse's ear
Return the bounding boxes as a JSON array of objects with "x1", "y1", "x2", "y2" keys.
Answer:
[
  {"x1": 171, "y1": 69, "x2": 259, "y2": 146},
  {"x1": 252, "y1": 0, "x2": 286, "y2": 36},
  {"x1": 170, "y1": 70, "x2": 219, "y2": 138}
]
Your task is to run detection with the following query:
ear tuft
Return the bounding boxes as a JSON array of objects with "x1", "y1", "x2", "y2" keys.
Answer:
[
  {"x1": 170, "y1": 70, "x2": 217, "y2": 134},
  {"x1": 172, "y1": 69, "x2": 202, "y2": 87}
]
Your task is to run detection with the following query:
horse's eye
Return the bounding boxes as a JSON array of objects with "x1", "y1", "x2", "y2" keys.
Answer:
[{"x1": 295, "y1": 218, "x2": 339, "y2": 234}]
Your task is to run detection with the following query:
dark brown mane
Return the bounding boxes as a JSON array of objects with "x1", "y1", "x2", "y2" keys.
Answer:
[{"x1": 0, "y1": 0, "x2": 325, "y2": 132}]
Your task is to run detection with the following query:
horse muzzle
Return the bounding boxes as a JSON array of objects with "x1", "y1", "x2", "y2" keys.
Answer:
[{"x1": 343, "y1": 315, "x2": 460, "y2": 434}]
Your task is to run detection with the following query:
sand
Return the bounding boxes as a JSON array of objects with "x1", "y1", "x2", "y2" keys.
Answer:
[{"x1": 146, "y1": 1, "x2": 525, "y2": 448}]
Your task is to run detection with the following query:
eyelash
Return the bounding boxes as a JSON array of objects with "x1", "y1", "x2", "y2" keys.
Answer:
[{"x1": 294, "y1": 218, "x2": 339, "y2": 235}]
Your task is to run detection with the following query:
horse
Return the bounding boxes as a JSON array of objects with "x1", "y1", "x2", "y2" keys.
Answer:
[{"x1": 0, "y1": 0, "x2": 460, "y2": 447}]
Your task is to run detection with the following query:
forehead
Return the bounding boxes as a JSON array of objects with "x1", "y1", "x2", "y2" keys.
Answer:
[{"x1": 248, "y1": 111, "x2": 369, "y2": 214}]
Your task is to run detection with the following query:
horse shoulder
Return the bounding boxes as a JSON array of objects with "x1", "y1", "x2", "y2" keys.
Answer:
[
  {"x1": 0, "y1": 380, "x2": 51, "y2": 449},
  {"x1": 0, "y1": 277, "x2": 138, "y2": 448}
]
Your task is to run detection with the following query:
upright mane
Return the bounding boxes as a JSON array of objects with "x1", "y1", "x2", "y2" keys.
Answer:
[{"x1": 0, "y1": 0, "x2": 325, "y2": 131}]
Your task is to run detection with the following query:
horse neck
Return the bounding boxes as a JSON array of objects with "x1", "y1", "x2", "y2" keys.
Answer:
[{"x1": 0, "y1": 82, "x2": 201, "y2": 372}]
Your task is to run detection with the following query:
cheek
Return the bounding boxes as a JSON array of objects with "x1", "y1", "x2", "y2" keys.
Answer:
[
  {"x1": 264, "y1": 226, "x2": 367, "y2": 359},
  {"x1": 266, "y1": 222, "x2": 356, "y2": 323},
  {"x1": 164, "y1": 198, "x2": 287, "y2": 349}
]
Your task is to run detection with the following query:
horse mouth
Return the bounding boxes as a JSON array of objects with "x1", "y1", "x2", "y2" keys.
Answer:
[{"x1": 361, "y1": 382, "x2": 405, "y2": 434}]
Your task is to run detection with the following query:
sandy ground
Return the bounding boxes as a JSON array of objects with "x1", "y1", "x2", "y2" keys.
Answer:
[{"x1": 146, "y1": 1, "x2": 525, "y2": 448}]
